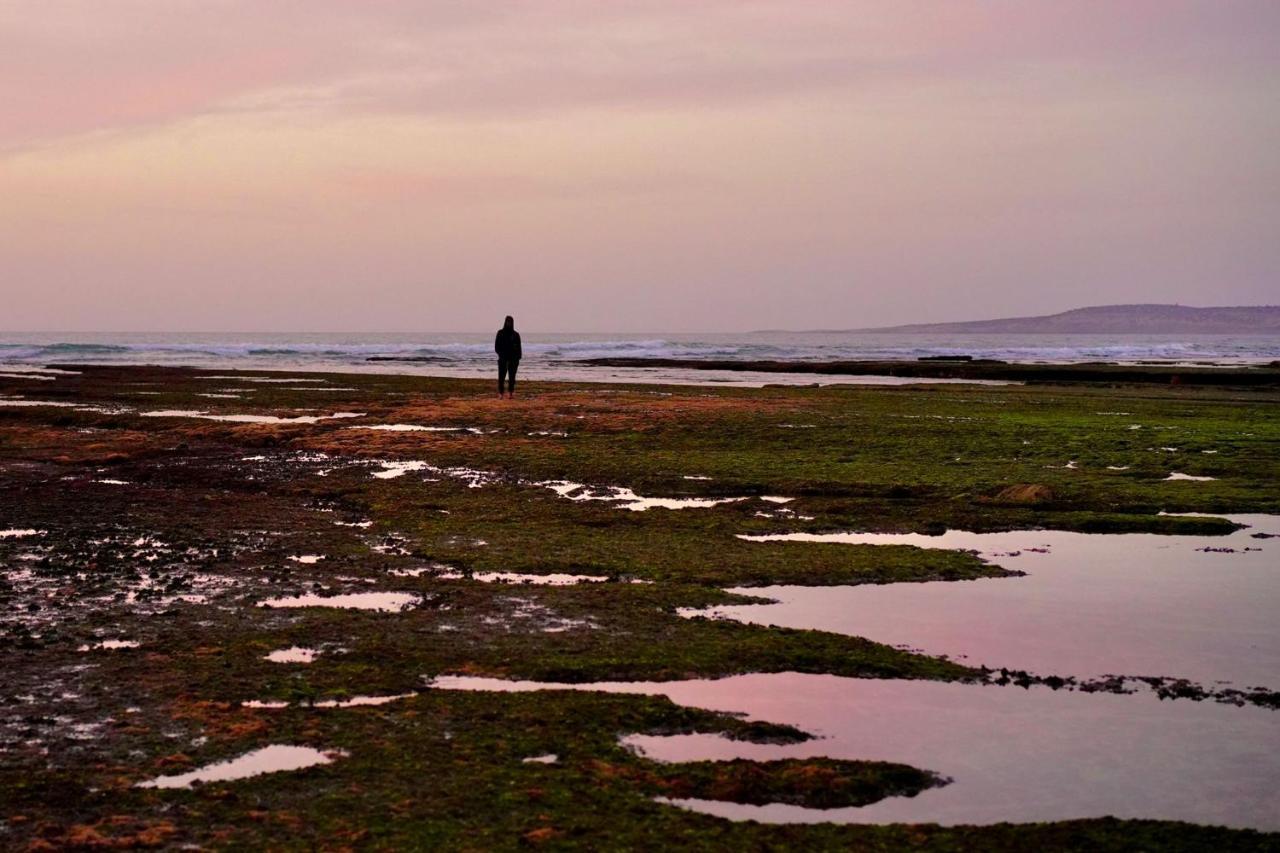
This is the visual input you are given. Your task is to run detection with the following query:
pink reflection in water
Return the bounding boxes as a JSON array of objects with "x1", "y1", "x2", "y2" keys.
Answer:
[
  {"x1": 430, "y1": 673, "x2": 1280, "y2": 829},
  {"x1": 727, "y1": 515, "x2": 1280, "y2": 688}
]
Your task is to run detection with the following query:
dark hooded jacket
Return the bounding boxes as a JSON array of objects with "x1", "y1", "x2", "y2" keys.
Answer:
[{"x1": 495, "y1": 321, "x2": 522, "y2": 361}]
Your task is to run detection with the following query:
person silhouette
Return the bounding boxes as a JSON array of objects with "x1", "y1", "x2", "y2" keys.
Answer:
[{"x1": 494, "y1": 315, "x2": 522, "y2": 398}]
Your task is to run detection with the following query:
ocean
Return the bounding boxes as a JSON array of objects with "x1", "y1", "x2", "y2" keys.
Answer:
[{"x1": 2, "y1": 331, "x2": 1277, "y2": 387}]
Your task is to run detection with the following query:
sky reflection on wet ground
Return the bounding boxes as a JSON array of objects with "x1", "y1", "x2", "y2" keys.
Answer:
[
  {"x1": 430, "y1": 673, "x2": 1280, "y2": 830},
  {"x1": 726, "y1": 516, "x2": 1280, "y2": 689}
]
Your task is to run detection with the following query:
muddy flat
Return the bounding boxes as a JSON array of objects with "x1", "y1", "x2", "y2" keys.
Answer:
[{"x1": 1, "y1": 365, "x2": 1278, "y2": 850}]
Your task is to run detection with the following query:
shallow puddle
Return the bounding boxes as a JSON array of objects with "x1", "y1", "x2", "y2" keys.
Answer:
[
  {"x1": 258, "y1": 592, "x2": 421, "y2": 612},
  {"x1": 362, "y1": 462, "x2": 744, "y2": 512},
  {"x1": 136, "y1": 745, "x2": 342, "y2": 789},
  {"x1": 264, "y1": 646, "x2": 319, "y2": 664},
  {"x1": 371, "y1": 460, "x2": 433, "y2": 479},
  {"x1": 348, "y1": 424, "x2": 480, "y2": 433},
  {"x1": 1165, "y1": 472, "x2": 1217, "y2": 481},
  {"x1": 77, "y1": 639, "x2": 140, "y2": 651},
  {"x1": 368, "y1": 460, "x2": 494, "y2": 487},
  {"x1": 731, "y1": 516, "x2": 1280, "y2": 688},
  {"x1": 542, "y1": 481, "x2": 746, "y2": 512},
  {"x1": 0, "y1": 399, "x2": 79, "y2": 407},
  {"x1": 142, "y1": 410, "x2": 365, "y2": 424},
  {"x1": 388, "y1": 565, "x2": 437, "y2": 578},
  {"x1": 0, "y1": 529, "x2": 45, "y2": 539},
  {"x1": 429, "y1": 673, "x2": 1280, "y2": 830}
]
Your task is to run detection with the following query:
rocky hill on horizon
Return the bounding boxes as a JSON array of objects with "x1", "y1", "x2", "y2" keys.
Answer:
[{"x1": 847, "y1": 304, "x2": 1280, "y2": 335}]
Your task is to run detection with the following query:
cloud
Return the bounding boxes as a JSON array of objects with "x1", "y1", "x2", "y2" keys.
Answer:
[
  {"x1": 7, "y1": 0, "x2": 1278, "y2": 149},
  {"x1": 1, "y1": 1, "x2": 1277, "y2": 331}
]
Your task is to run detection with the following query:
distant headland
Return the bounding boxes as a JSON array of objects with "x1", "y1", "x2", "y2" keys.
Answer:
[{"x1": 836, "y1": 304, "x2": 1280, "y2": 335}]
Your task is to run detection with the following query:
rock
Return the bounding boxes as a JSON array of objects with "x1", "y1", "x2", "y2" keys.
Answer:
[{"x1": 989, "y1": 484, "x2": 1054, "y2": 506}]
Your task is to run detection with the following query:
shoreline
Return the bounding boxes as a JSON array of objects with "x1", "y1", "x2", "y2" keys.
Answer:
[
  {"x1": 576, "y1": 356, "x2": 1280, "y2": 386},
  {"x1": 14, "y1": 352, "x2": 1276, "y2": 391}
]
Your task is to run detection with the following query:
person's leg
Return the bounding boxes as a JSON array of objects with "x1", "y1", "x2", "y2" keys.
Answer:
[
  {"x1": 498, "y1": 359, "x2": 508, "y2": 396},
  {"x1": 508, "y1": 360, "x2": 518, "y2": 396}
]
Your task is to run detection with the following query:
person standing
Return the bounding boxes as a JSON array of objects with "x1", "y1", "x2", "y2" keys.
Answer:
[{"x1": 494, "y1": 315, "x2": 522, "y2": 398}]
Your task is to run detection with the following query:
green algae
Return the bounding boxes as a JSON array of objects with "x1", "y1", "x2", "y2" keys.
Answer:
[{"x1": 1, "y1": 364, "x2": 1278, "y2": 849}]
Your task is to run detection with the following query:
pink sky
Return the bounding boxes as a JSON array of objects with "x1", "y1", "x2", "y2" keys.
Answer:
[{"x1": 2, "y1": 1, "x2": 1277, "y2": 332}]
